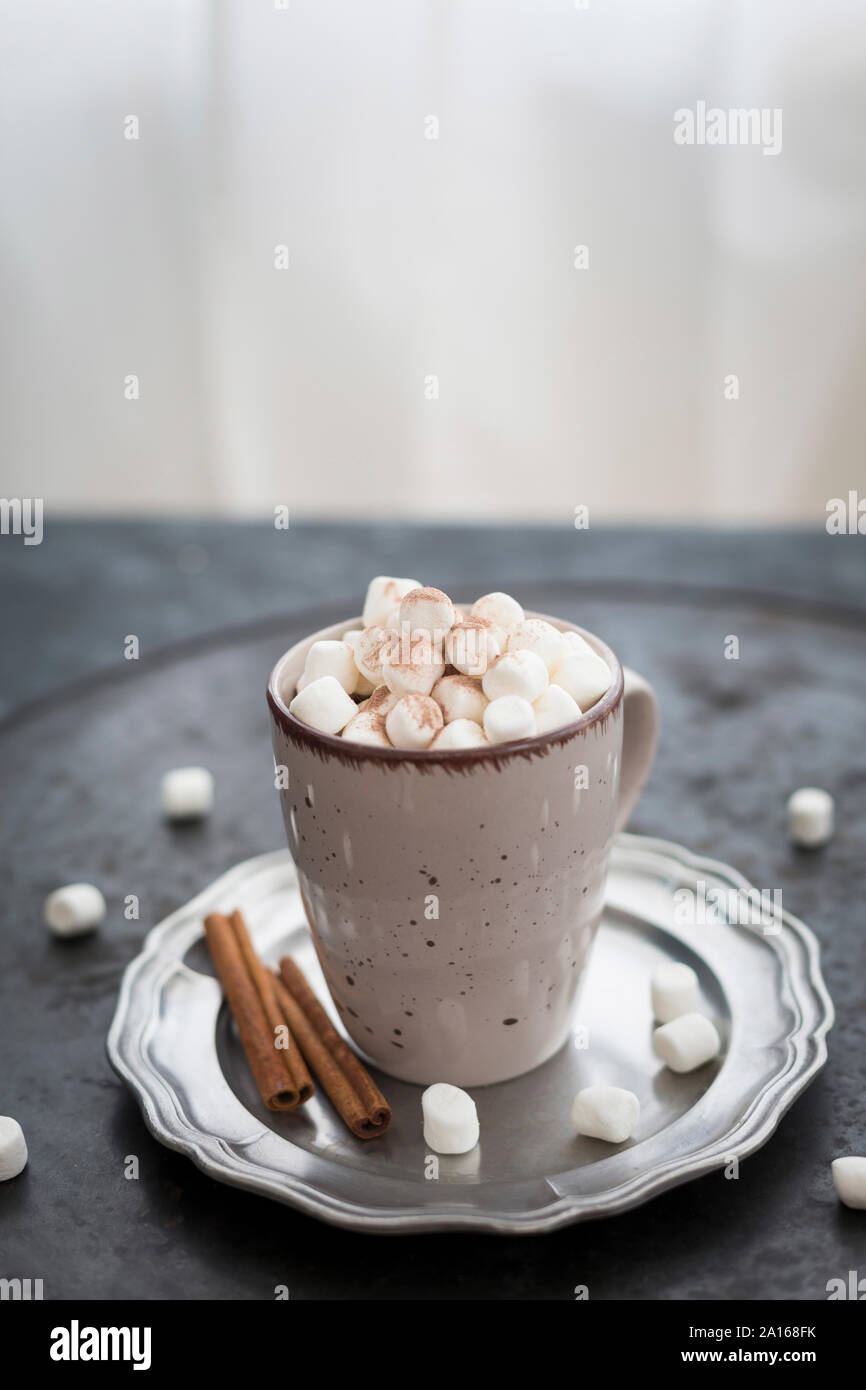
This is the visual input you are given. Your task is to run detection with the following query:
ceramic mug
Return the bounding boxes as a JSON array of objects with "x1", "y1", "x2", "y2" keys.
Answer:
[{"x1": 267, "y1": 613, "x2": 658, "y2": 1087}]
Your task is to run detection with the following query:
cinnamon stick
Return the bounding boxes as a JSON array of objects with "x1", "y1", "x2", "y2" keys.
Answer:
[
  {"x1": 204, "y1": 912, "x2": 314, "y2": 1111},
  {"x1": 276, "y1": 957, "x2": 391, "y2": 1139}
]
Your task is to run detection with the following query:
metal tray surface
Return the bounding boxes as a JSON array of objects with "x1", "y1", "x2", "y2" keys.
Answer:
[{"x1": 107, "y1": 834, "x2": 833, "y2": 1234}]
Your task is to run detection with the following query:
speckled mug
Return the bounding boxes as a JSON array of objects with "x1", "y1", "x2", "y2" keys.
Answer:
[{"x1": 267, "y1": 614, "x2": 658, "y2": 1087}]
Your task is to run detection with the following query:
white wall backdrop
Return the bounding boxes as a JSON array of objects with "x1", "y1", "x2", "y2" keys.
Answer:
[{"x1": 2, "y1": 0, "x2": 866, "y2": 523}]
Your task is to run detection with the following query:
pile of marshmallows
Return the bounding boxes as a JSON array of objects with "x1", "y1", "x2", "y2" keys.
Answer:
[{"x1": 289, "y1": 577, "x2": 612, "y2": 749}]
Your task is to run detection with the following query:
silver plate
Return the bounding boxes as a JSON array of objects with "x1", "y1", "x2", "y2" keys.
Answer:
[{"x1": 107, "y1": 834, "x2": 833, "y2": 1234}]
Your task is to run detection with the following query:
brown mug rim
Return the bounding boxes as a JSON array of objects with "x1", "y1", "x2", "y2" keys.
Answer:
[{"x1": 266, "y1": 612, "x2": 624, "y2": 765}]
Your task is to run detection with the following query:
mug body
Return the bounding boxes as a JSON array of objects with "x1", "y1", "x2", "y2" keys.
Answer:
[{"x1": 268, "y1": 614, "x2": 624, "y2": 1087}]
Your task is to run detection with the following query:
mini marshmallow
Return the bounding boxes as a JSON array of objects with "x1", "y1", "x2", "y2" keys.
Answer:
[
  {"x1": 43, "y1": 883, "x2": 106, "y2": 938},
  {"x1": 365, "y1": 684, "x2": 400, "y2": 717},
  {"x1": 831, "y1": 1156, "x2": 866, "y2": 1210},
  {"x1": 787, "y1": 787, "x2": 834, "y2": 849},
  {"x1": 552, "y1": 633, "x2": 612, "y2": 709},
  {"x1": 532, "y1": 683, "x2": 582, "y2": 735},
  {"x1": 341, "y1": 711, "x2": 391, "y2": 747},
  {"x1": 342, "y1": 630, "x2": 375, "y2": 696},
  {"x1": 482, "y1": 649, "x2": 549, "y2": 704},
  {"x1": 654, "y1": 1013, "x2": 720, "y2": 1073},
  {"x1": 299, "y1": 639, "x2": 359, "y2": 695},
  {"x1": 483, "y1": 695, "x2": 536, "y2": 744},
  {"x1": 399, "y1": 586, "x2": 455, "y2": 639},
  {"x1": 382, "y1": 649, "x2": 445, "y2": 697},
  {"x1": 651, "y1": 962, "x2": 701, "y2": 1023},
  {"x1": 160, "y1": 766, "x2": 215, "y2": 821},
  {"x1": 445, "y1": 619, "x2": 501, "y2": 677},
  {"x1": 289, "y1": 676, "x2": 358, "y2": 735},
  {"x1": 0, "y1": 1116, "x2": 28, "y2": 1181},
  {"x1": 430, "y1": 719, "x2": 488, "y2": 749},
  {"x1": 422, "y1": 1082, "x2": 479, "y2": 1154},
  {"x1": 432, "y1": 673, "x2": 489, "y2": 725},
  {"x1": 355, "y1": 625, "x2": 399, "y2": 685},
  {"x1": 362, "y1": 575, "x2": 421, "y2": 627},
  {"x1": 507, "y1": 619, "x2": 566, "y2": 676},
  {"x1": 385, "y1": 693, "x2": 444, "y2": 749},
  {"x1": 571, "y1": 1085, "x2": 640, "y2": 1144},
  {"x1": 470, "y1": 592, "x2": 525, "y2": 645}
]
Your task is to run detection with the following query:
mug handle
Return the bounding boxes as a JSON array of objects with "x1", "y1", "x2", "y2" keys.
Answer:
[{"x1": 615, "y1": 667, "x2": 660, "y2": 833}]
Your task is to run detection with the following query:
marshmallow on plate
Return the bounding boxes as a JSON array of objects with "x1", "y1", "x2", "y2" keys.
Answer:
[
  {"x1": 362, "y1": 576, "x2": 421, "y2": 627},
  {"x1": 432, "y1": 673, "x2": 488, "y2": 725},
  {"x1": 0, "y1": 1116, "x2": 28, "y2": 1181},
  {"x1": 831, "y1": 1156, "x2": 866, "y2": 1210},
  {"x1": 507, "y1": 619, "x2": 566, "y2": 676},
  {"x1": 385, "y1": 693, "x2": 444, "y2": 749},
  {"x1": 290, "y1": 676, "x2": 358, "y2": 735},
  {"x1": 430, "y1": 719, "x2": 488, "y2": 749},
  {"x1": 160, "y1": 765, "x2": 214, "y2": 821},
  {"x1": 422, "y1": 1083, "x2": 479, "y2": 1154},
  {"x1": 382, "y1": 648, "x2": 445, "y2": 697},
  {"x1": 571, "y1": 1085, "x2": 640, "y2": 1144},
  {"x1": 533, "y1": 683, "x2": 581, "y2": 735},
  {"x1": 483, "y1": 695, "x2": 536, "y2": 744},
  {"x1": 787, "y1": 787, "x2": 834, "y2": 848},
  {"x1": 399, "y1": 586, "x2": 455, "y2": 640},
  {"x1": 482, "y1": 649, "x2": 549, "y2": 704},
  {"x1": 43, "y1": 883, "x2": 106, "y2": 938},
  {"x1": 298, "y1": 639, "x2": 359, "y2": 695},
  {"x1": 355, "y1": 625, "x2": 399, "y2": 685},
  {"x1": 470, "y1": 592, "x2": 524, "y2": 645},
  {"x1": 445, "y1": 619, "x2": 501, "y2": 677},
  {"x1": 552, "y1": 631, "x2": 612, "y2": 709},
  {"x1": 653, "y1": 1013, "x2": 720, "y2": 1073},
  {"x1": 342, "y1": 711, "x2": 391, "y2": 747},
  {"x1": 651, "y1": 962, "x2": 701, "y2": 1023}
]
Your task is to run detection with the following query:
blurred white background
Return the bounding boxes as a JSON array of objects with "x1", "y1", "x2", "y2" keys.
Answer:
[{"x1": 2, "y1": 0, "x2": 865, "y2": 524}]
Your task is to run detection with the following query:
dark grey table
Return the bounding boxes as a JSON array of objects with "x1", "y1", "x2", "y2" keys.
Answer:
[{"x1": 1, "y1": 522, "x2": 864, "y2": 1300}]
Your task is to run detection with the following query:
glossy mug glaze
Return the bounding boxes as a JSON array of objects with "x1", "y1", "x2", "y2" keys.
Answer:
[{"x1": 267, "y1": 613, "x2": 658, "y2": 1087}]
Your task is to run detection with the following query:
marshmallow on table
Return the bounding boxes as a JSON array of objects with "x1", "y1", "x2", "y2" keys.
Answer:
[
  {"x1": 298, "y1": 639, "x2": 359, "y2": 695},
  {"x1": 382, "y1": 649, "x2": 445, "y2": 697},
  {"x1": 445, "y1": 619, "x2": 501, "y2": 677},
  {"x1": 533, "y1": 683, "x2": 581, "y2": 735},
  {"x1": 571, "y1": 1085, "x2": 640, "y2": 1144},
  {"x1": 43, "y1": 883, "x2": 106, "y2": 938},
  {"x1": 507, "y1": 619, "x2": 566, "y2": 676},
  {"x1": 0, "y1": 1116, "x2": 28, "y2": 1181},
  {"x1": 651, "y1": 962, "x2": 701, "y2": 1023},
  {"x1": 355, "y1": 625, "x2": 399, "y2": 685},
  {"x1": 483, "y1": 695, "x2": 536, "y2": 744},
  {"x1": 342, "y1": 711, "x2": 391, "y2": 747},
  {"x1": 362, "y1": 576, "x2": 421, "y2": 627},
  {"x1": 422, "y1": 1083, "x2": 479, "y2": 1154},
  {"x1": 160, "y1": 766, "x2": 214, "y2": 821},
  {"x1": 399, "y1": 586, "x2": 455, "y2": 639},
  {"x1": 831, "y1": 1156, "x2": 866, "y2": 1210},
  {"x1": 787, "y1": 787, "x2": 834, "y2": 848},
  {"x1": 470, "y1": 592, "x2": 525, "y2": 646},
  {"x1": 654, "y1": 1013, "x2": 720, "y2": 1073},
  {"x1": 432, "y1": 673, "x2": 488, "y2": 725},
  {"x1": 385, "y1": 693, "x2": 444, "y2": 749},
  {"x1": 552, "y1": 632, "x2": 612, "y2": 709},
  {"x1": 431, "y1": 719, "x2": 488, "y2": 749},
  {"x1": 482, "y1": 650, "x2": 549, "y2": 704},
  {"x1": 290, "y1": 676, "x2": 357, "y2": 736}
]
